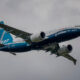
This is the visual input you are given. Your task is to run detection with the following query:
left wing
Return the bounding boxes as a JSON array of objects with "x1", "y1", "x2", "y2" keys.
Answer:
[
  {"x1": 61, "y1": 53, "x2": 77, "y2": 65},
  {"x1": 0, "y1": 23, "x2": 32, "y2": 43},
  {"x1": 43, "y1": 43, "x2": 77, "y2": 65}
]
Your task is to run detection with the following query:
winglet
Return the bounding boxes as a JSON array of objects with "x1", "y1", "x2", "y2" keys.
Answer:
[
  {"x1": 73, "y1": 59, "x2": 77, "y2": 65},
  {"x1": 0, "y1": 21, "x2": 4, "y2": 24}
]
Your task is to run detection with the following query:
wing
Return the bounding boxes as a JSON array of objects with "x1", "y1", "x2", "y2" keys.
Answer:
[
  {"x1": 43, "y1": 43, "x2": 77, "y2": 65},
  {"x1": 0, "y1": 23, "x2": 32, "y2": 43},
  {"x1": 61, "y1": 53, "x2": 77, "y2": 65}
]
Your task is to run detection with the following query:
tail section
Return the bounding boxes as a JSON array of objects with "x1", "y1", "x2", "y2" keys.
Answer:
[{"x1": 0, "y1": 21, "x2": 13, "y2": 44}]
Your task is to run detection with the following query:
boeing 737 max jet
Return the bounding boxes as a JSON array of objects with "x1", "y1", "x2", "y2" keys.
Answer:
[{"x1": 0, "y1": 21, "x2": 79, "y2": 65}]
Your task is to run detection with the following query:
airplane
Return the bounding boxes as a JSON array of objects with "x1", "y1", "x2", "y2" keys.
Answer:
[{"x1": 0, "y1": 21, "x2": 79, "y2": 65}]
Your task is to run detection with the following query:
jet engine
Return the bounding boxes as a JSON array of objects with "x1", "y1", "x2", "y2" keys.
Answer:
[
  {"x1": 57, "y1": 45, "x2": 73, "y2": 55},
  {"x1": 30, "y1": 32, "x2": 45, "y2": 42}
]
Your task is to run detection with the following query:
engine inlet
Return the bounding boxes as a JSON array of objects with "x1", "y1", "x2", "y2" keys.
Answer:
[{"x1": 67, "y1": 45, "x2": 72, "y2": 51}]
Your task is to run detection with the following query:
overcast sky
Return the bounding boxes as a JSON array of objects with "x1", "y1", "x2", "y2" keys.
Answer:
[{"x1": 0, "y1": 0, "x2": 80, "y2": 80}]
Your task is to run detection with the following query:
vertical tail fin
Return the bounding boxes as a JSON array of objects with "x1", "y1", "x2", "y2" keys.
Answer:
[{"x1": 0, "y1": 21, "x2": 13, "y2": 44}]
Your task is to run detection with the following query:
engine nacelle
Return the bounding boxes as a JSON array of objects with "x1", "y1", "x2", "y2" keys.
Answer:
[
  {"x1": 30, "y1": 32, "x2": 45, "y2": 42},
  {"x1": 57, "y1": 45, "x2": 72, "y2": 55}
]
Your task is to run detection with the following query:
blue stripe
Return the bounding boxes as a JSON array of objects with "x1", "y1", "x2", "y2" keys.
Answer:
[{"x1": 48, "y1": 28, "x2": 80, "y2": 39}]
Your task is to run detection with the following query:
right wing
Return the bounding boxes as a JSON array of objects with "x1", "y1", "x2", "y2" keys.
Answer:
[{"x1": 0, "y1": 23, "x2": 32, "y2": 43}]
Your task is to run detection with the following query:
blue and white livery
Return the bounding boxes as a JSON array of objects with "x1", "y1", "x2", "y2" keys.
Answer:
[{"x1": 0, "y1": 21, "x2": 80, "y2": 65}]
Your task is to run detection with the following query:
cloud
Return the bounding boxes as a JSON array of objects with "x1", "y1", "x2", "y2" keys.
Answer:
[{"x1": 0, "y1": 0, "x2": 80, "y2": 80}]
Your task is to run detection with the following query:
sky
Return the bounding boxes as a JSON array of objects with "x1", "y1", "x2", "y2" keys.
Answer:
[{"x1": 0, "y1": 0, "x2": 80, "y2": 80}]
